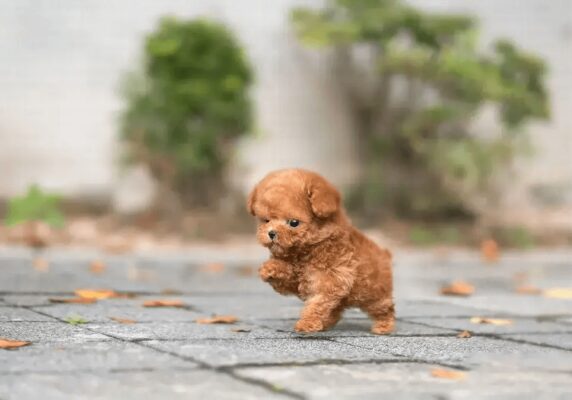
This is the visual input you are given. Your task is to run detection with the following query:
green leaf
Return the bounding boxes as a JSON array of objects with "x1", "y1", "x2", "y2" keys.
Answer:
[{"x1": 65, "y1": 315, "x2": 88, "y2": 325}]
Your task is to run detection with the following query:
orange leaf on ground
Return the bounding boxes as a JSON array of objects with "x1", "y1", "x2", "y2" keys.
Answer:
[
  {"x1": 543, "y1": 288, "x2": 572, "y2": 299},
  {"x1": 195, "y1": 315, "x2": 238, "y2": 324},
  {"x1": 49, "y1": 297, "x2": 97, "y2": 304},
  {"x1": 142, "y1": 300, "x2": 185, "y2": 308},
  {"x1": 481, "y1": 239, "x2": 500, "y2": 263},
  {"x1": 75, "y1": 289, "x2": 119, "y2": 300},
  {"x1": 0, "y1": 338, "x2": 31, "y2": 349},
  {"x1": 431, "y1": 368, "x2": 466, "y2": 380},
  {"x1": 109, "y1": 317, "x2": 136, "y2": 324},
  {"x1": 515, "y1": 285, "x2": 541, "y2": 295},
  {"x1": 457, "y1": 330, "x2": 472, "y2": 338},
  {"x1": 470, "y1": 317, "x2": 513, "y2": 326},
  {"x1": 33, "y1": 257, "x2": 49, "y2": 272},
  {"x1": 89, "y1": 260, "x2": 106, "y2": 275},
  {"x1": 200, "y1": 263, "x2": 225, "y2": 273},
  {"x1": 440, "y1": 281, "x2": 474, "y2": 297}
]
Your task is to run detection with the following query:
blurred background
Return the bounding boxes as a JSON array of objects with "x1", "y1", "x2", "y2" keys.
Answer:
[{"x1": 1, "y1": 0, "x2": 571, "y2": 252}]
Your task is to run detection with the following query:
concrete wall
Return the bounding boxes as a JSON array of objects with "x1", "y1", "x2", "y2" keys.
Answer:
[
  {"x1": 0, "y1": 0, "x2": 571, "y2": 225},
  {"x1": 0, "y1": 0, "x2": 358, "y2": 203}
]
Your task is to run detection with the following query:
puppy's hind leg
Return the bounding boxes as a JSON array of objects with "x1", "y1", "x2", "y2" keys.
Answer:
[{"x1": 362, "y1": 298, "x2": 395, "y2": 335}]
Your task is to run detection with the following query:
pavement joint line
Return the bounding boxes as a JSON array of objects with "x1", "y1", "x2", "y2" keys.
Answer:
[
  {"x1": 399, "y1": 318, "x2": 572, "y2": 352},
  {"x1": 0, "y1": 366, "x2": 200, "y2": 376},
  {"x1": 228, "y1": 358, "x2": 445, "y2": 370},
  {"x1": 20, "y1": 305, "x2": 306, "y2": 400}
]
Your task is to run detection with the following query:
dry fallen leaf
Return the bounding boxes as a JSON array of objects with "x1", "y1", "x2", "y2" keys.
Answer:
[
  {"x1": 49, "y1": 297, "x2": 97, "y2": 304},
  {"x1": 231, "y1": 328, "x2": 251, "y2": 333},
  {"x1": 0, "y1": 338, "x2": 32, "y2": 349},
  {"x1": 543, "y1": 288, "x2": 572, "y2": 299},
  {"x1": 431, "y1": 368, "x2": 466, "y2": 380},
  {"x1": 200, "y1": 263, "x2": 225, "y2": 273},
  {"x1": 481, "y1": 239, "x2": 500, "y2": 263},
  {"x1": 33, "y1": 257, "x2": 49, "y2": 272},
  {"x1": 109, "y1": 317, "x2": 136, "y2": 324},
  {"x1": 75, "y1": 289, "x2": 119, "y2": 300},
  {"x1": 440, "y1": 281, "x2": 475, "y2": 297},
  {"x1": 457, "y1": 330, "x2": 472, "y2": 338},
  {"x1": 89, "y1": 260, "x2": 106, "y2": 275},
  {"x1": 195, "y1": 315, "x2": 238, "y2": 324},
  {"x1": 470, "y1": 317, "x2": 513, "y2": 326},
  {"x1": 515, "y1": 285, "x2": 542, "y2": 295},
  {"x1": 143, "y1": 299, "x2": 185, "y2": 308}
]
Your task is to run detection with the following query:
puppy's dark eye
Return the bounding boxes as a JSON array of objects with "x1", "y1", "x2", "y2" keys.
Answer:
[
  {"x1": 287, "y1": 219, "x2": 300, "y2": 228},
  {"x1": 260, "y1": 218, "x2": 270, "y2": 224}
]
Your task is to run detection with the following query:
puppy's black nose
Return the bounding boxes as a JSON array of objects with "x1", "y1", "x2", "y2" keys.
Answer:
[{"x1": 268, "y1": 230, "x2": 277, "y2": 240}]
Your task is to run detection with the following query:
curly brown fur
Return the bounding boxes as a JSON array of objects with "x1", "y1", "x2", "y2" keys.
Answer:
[{"x1": 248, "y1": 169, "x2": 394, "y2": 334}]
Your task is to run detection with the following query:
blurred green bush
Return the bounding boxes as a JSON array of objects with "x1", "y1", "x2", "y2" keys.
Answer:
[
  {"x1": 120, "y1": 17, "x2": 253, "y2": 210},
  {"x1": 5, "y1": 185, "x2": 64, "y2": 228},
  {"x1": 292, "y1": 0, "x2": 549, "y2": 220}
]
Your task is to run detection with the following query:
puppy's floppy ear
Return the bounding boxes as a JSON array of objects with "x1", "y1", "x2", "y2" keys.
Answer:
[
  {"x1": 307, "y1": 174, "x2": 340, "y2": 218},
  {"x1": 246, "y1": 184, "x2": 258, "y2": 216}
]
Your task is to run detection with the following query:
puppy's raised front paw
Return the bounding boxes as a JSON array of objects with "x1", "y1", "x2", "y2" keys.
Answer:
[
  {"x1": 294, "y1": 319, "x2": 324, "y2": 333},
  {"x1": 258, "y1": 265, "x2": 276, "y2": 282}
]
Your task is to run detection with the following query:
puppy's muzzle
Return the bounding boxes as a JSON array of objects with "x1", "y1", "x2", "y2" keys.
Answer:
[{"x1": 268, "y1": 230, "x2": 277, "y2": 240}]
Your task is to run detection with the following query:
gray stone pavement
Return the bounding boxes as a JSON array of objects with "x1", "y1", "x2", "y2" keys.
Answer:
[{"x1": 0, "y1": 245, "x2": 571, "y2": 399}]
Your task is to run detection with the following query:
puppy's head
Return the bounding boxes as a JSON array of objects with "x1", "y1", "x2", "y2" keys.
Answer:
[{"x1": 247, "y1": 169, "x2": 343, "y2": 256}]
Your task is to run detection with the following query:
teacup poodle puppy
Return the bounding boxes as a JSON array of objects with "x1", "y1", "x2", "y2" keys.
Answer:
[{"x1": 248, "y1": 168, "x2": 394, "y2": 334}]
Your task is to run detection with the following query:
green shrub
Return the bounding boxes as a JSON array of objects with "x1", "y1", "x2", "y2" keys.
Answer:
[
  {"x1": 120, "y1": 17, "x2": 253, "y2": 209},
  {"x1": 5, "y1": 185, "x2": 64, "y2": 228},
  {"x1": 292, "y1": 0, "x2": 549, "y2": 219}
]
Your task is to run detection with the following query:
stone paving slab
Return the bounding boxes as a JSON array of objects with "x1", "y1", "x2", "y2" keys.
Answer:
[
  {"x1": 146, "y1": 337, "x2": 402, "y2": 367},
  {"x1": 236, "y1": 363, "x2": 572, "y2": 400},
  {"x1": 0, "y1": 369, "x2": 289, "y2": 400},
  {"x1": 393, "y1": 300, "x2": 498, "y2": 319},
  {"x1": 334, "y1": 336, "x2": 572, "y2": 371},
  {"x1": 1, "y1": 248, "x2": 572, "y2": 399},
  {"x1": 0, "y1": 307, "x2": 54, "y2": 322},
  {"x1": 86, "y1": 321, "x2": 286, "y2": 341},
  {"x1": 27, "y1": 301, "x2": 202, "y2": 323},
  {"x1": 401, "y1": 316, "x2": 572, "y2": 335},
  {"x1": 443, "y1": 295, "x2": 572, "y2": 317},
  {"x1": 0, "y1": 341, "x2": 193, "y2": 373},
  {"x1": 0, "y1": 321, "x2": 108, "y2": 343}
]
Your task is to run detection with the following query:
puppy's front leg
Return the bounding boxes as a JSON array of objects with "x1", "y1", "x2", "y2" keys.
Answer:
[
  {"x1": 259, "y1": 259, "x2": 299, "y2": 296},
  {"x1": 295, "y1": 294, "x2": 344, "y2": 333}
]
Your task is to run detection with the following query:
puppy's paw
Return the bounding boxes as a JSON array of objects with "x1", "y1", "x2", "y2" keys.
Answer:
[
  {"x1": 259, "y1": 260, "x2": 292, "y2": 283},
  {"x1": 371, "y1": 319, "x2": 395, "y2": 335},
  {"x1": 258, "y1": 264, "x2": 277, "y2": 283},
  {"x1": 294, "y1": 318, "x2": 324, "y2": 333}
]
